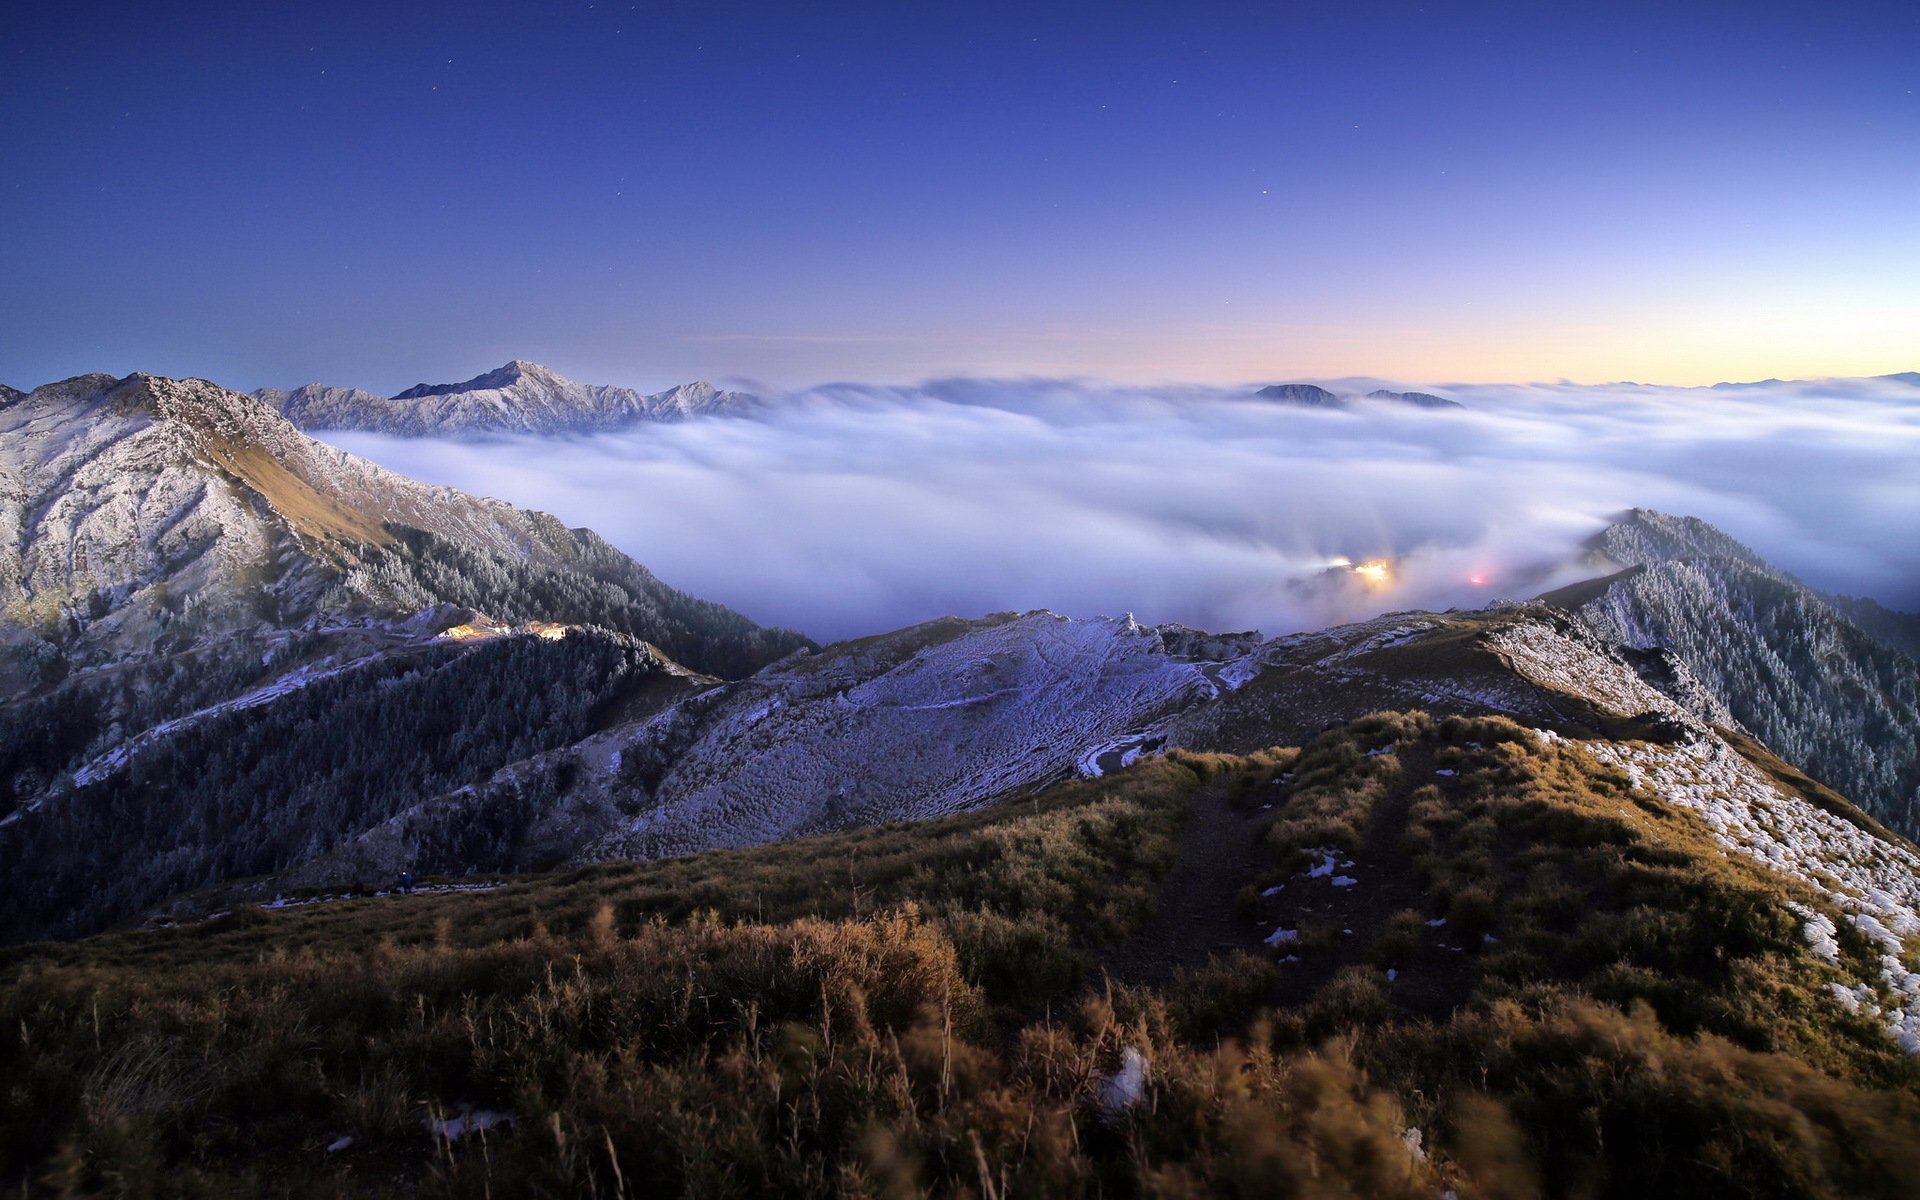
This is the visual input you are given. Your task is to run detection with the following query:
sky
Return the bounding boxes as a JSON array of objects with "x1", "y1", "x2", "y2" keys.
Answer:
[
  {"x1": 3, "y1": 0, "x2": 1916, "y2": 393},
  {"x1": 328, "y1": 376, "x2": 1920, "y2": 640}
]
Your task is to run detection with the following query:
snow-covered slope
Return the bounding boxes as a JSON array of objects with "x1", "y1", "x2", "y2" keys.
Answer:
[
  {"x1": 256, "y1": 360, "x2": 760, "y2": 435},
  {"x1": 1545, "y1": 509, "x2": 1920, "y2": 837},
  {"x1": 288, "y1": 603, "x2": 1741, "y2": 891}
]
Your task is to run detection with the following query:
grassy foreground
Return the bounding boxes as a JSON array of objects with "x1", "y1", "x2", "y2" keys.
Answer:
[{"x1": 3, "y1": 713, "x2": 1919, "y2": 1197}]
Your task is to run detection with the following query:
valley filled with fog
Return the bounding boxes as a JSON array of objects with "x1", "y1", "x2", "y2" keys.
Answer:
[{"x1": 327, "y1": 375, "x2": 1920, "y2": 641}]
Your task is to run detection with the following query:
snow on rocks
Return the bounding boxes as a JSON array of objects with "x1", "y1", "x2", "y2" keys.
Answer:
[
  {"x1": 1787, "y1": 902, "x2": 1842, "y2": 964},
  {"x1": 1098, "y1": 1047, "x2": 1151, "y2": 1117},
  {"x1": 1401, "y1": 1126, "x2": 1427, "y2": 1162},
  {"x1": 1265, "y1": 927, "x2": 1301, "y2": 946},
  {"x1": 425, "y1": 1108, "x2": 513, "y2": 1140},
  {"x1": 1487, "y1": 619, "x2": 1689, "y2": 722},
  {"x1": 1575, "y1": 732, "x2": 1920, "y2": 1054}
]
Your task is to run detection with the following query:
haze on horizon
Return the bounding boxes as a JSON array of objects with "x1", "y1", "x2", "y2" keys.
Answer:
[{"x1": 3, "y1": 1, "x2": 1917, "y2": 392}]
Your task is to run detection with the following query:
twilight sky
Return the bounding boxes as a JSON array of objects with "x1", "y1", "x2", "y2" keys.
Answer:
[{"x1": 2, "y1": 1, "x2": 1916, "y2": 392}]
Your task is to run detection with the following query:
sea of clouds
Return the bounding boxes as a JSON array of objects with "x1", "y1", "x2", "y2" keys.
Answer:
[{"x1": 326, "y1": 375, "x2": 1920, "y2": 642}]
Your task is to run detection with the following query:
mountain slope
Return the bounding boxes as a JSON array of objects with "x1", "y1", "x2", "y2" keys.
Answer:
[
  {"x1": 0, "y1": 626, "x2": 707, "y2": 942},
  {"x1": 257, "y1": 359, "x2": 759, "y2": 435},
  {"x1": 1544, "y1": 509, "x2": 1920, "y2": 837},
  {"x1": 239, "y1": 603, "x2": 1765, "y2": 905},
  {"x1": 1831, "y1": 594, "x2": 1920, "y2": 661},
  {"x1": 7, "y1": 705, "x2": 1919, "y2": 1196},
  {"x1": 1255, "y1": 382, "x2": 1347, "y2": 407},
  {"x1": 0, "y1": 371, "x2": 806, "y2": 678}
]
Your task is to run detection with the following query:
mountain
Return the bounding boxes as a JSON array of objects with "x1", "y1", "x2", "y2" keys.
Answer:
[
  {"x1": 0, "y1": 384, "x2": 22, "y2": 410},
  {"x1": 9, "y1": 486, "x2": 1916, "y2": 948},
  {"x1": 0, "y1": 372, "x2": 805, "y2": 677},
  {"x1": 255, "y1": 359, "x2": 760, "y2": 435},
  {"x1": 1254, "y1": 382, "x2": 1347, "y2": 407},
  {"x1": 0, "y1": 371, "x2": 811, "y2": 913},
  {"x1": 1255, "y1": 382, "x2": 1464, "y2": 409},
  {"x1": 1543, "y1": 508, "x2": 1920, "y2": 836},
  {"x1": 1711, "y1": 371, "x2": 1920, "y2": 391}
]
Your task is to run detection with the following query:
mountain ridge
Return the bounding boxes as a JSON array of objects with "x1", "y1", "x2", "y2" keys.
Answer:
[
  {"x1": 1543, "y1": 508, "x2": 1920, "y2": 836},
  {"x1": 255, "y1": 359, "x2": 760, "y2": 436}
]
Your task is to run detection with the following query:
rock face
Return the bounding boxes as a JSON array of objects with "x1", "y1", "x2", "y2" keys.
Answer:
[
  {"x1": 255, "y1": 360, "x2": 760, "y2": 435},
  {"x1": 1545, "y1": 508, "x2": 1920, "y2": 837},
  {"x1": 1254, "y1": 383, "x2": 1463, "y2": 409}
]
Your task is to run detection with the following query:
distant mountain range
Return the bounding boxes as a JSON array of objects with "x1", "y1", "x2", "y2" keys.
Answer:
[
  {"x1": 1254, "y1": 382, "x2": 1465, "y2": 409},
  {"x1": 253, "y1": 359, "x2": 760, "y2": 436}
]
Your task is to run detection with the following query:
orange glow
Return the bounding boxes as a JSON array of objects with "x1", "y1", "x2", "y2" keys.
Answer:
[
  {"x1": 437, "y1": 619, "x2": 572, "y2": 642},
  {"x1": 1353, "y1": 559, "x2": 1391, "y2": 585}
]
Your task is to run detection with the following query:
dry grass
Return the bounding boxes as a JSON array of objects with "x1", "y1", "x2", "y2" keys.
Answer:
[{"x1": 6, "y1": 716, "x2": 1920, "y2": 1197}]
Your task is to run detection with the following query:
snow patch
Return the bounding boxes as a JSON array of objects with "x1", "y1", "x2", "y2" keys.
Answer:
[{"x1": 1098, "y1": 1047, "x2": 1150, "y2": 1116}]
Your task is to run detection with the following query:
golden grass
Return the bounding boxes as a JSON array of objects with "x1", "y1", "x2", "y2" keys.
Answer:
[{"x1": 204, "y1": 437, "x2": 393, "y2": 548}]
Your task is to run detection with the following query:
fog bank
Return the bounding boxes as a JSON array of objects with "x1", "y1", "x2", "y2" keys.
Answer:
[{"x1": 327, "y1": 376, "x2": 1920, "y2": 642}]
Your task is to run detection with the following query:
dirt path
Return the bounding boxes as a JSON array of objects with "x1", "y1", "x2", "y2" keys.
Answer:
[
  {"x1": 1098, "y1": 780, "x2": 1270, "y2": 987},
  {"x1": 1095, "y1": 745, "x2": 1475, "y2": 1018},
  {"x1": 1258, "y1": 741, "x2": 1474, "y2": 1018}
]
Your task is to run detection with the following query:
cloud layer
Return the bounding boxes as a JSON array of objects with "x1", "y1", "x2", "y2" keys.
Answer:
[{"x1": 326, "y1": 376, "x2": 1920, "y2": 642}]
